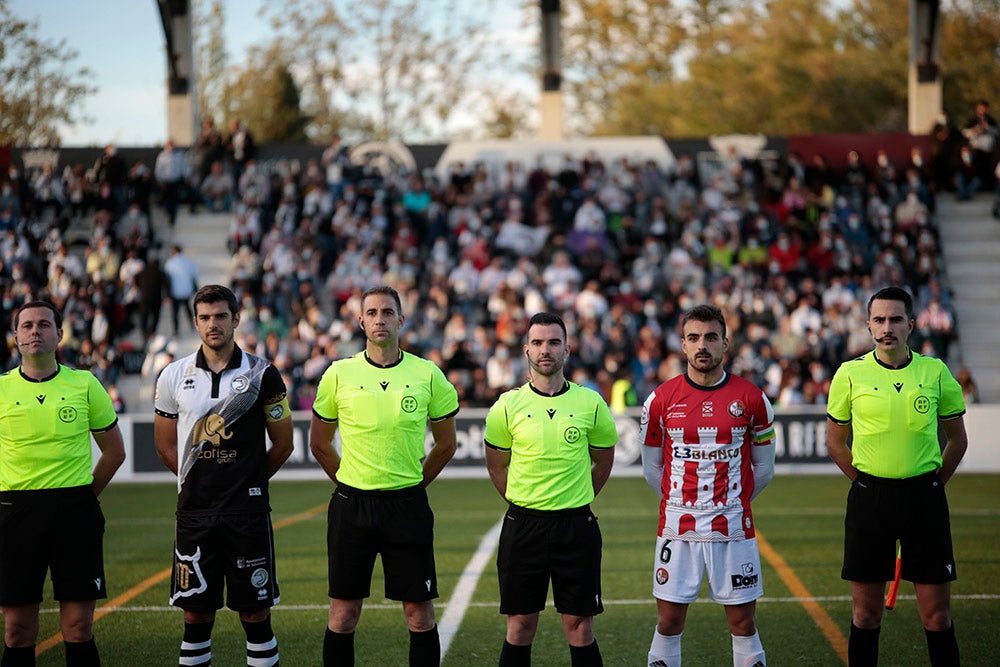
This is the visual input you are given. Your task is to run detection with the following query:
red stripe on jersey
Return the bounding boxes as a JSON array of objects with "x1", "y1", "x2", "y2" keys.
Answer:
[
  {"x1": 682, "y1": 460, "x2": 699, "y2": 504},
  {"x1": 711, "y1": 514, "x2": 729, "y2": 537},
  {"x1": 713, "y1": 461, "x2": 728, "y2": 506},
  {"x1": 679, "y1": 513, "x2": 696, "y2": 535}
]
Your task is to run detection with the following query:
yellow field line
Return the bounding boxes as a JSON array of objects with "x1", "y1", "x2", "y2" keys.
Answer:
[
  {"x1": 37, "y1": 502, "x2": 329, "y2": 656},
  {"x1": 756, "y1": 529, "x2": 848, "y2": 665}
]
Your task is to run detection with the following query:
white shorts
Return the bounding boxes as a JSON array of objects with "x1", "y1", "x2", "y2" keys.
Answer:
[{"x1": 651, "y1": 536, "x2": 763, "y2": 605}]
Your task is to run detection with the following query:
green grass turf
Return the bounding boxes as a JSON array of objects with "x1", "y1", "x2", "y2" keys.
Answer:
[{"x1": 26, "y1": 474, "x2": 1000, "y2": 665}]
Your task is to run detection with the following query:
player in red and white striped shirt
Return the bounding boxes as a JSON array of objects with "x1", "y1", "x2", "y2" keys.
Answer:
[{"x1": 638, "y1": 304, "x2": 776, "y2": 667}]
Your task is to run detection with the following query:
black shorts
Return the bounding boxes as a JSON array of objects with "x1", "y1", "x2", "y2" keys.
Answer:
[
  {"x1": 327, "y1": 483, "x2": 437, "y2": 602},
  {"x1": 0, "y1": 486, "x2": 107, "y2": 605},
  {"x1": 496, "y1": 503, "x2": 603, "y2": 617},
  {"x1": 171, "y1": 512, "x2": 280, "y2": 612},
  {"x1": 843, "y1": 471, "x2": 957, "y2": 584}
]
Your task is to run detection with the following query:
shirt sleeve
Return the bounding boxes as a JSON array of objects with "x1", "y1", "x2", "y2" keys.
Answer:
[
  {"x1": 312, "y1": 361, "x2": 339, "y2": 422},
  {"x1": 87, "y1": 373, "x2": 118, "y2": 432},
  {"x1": 261, "y1": 364, "x2": 291, "y2": 423},
  {"x1": 428, "y1": 361, "x2": 460, "y2": 421},
  {"x1": 484, "y1": 393, "x2": 512, "y2": 451},
  {"x1": 751, "y1": 390, "x2": 776, "y2": 445},
  {"x1": 826, "y1": 363, "x2": 853, "y2": 424},
  {"x1": 588, "y1": 394, "x2": 618, "y2": 449},
  {"x1": 638, "y1": 388, "x2": 663, "y2": 448},
  {"x1": 154, "y1": 362, "x2": 178, "y2": 418},
  {"x1": 938, "y1": 360, "x2": 967, "y2": 420}
]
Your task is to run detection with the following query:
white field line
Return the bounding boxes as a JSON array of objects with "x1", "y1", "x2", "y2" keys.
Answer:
[
  {"x1": 438, "y1": 514, "x2": 505, "y2": 658},
  {"x1": 58, "y1": 593, "x2": 1000, "y2": 615}
]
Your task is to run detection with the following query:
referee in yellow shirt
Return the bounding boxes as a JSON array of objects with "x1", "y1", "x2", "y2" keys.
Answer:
[
  {"x1": 0, "y1": 301, "x2": 125, "y2": 666},
  {"x1": 827, "y1": 287, "x2": 968, "y2": 666},
  {"x1": 484, "y1": 312, "x2": 618, "y2": 667},
  {"x1": 310, "y1": 286, "x2": 459, "y2": 666}
]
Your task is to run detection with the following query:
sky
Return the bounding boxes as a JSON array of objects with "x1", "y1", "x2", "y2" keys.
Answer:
[{"x1": 11, "y1": 0, "x2": 532, "y2": 147}]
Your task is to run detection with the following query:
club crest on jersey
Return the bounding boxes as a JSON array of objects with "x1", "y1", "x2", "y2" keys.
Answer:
[
  {"x1": 231, "y1": 375, "x2": 250, "y2": 393},
  {"x1": 250, "y1": 568, "x2": 269, "y2": 587},
  {"x1": 564, "y1": 426, "x2": 582, "y2": 444},
  {"x1": 656, "y1": 567, "x2": 669, "y2": 585},
  {"x1": 58, "y1": 406, "x2": 78, "y2": 423},
  {"x1": 640, "y1": 404, "x2": 649, "y2": 425},
  {"x1": 913, "y1": 395, "x2": 930, "y2": 413},
  {"x1": 728, "y1": 400, "x2": 747, "y2": 418}
]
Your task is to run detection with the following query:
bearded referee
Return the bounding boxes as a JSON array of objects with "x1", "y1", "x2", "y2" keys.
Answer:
[
  {"x1": 827, "y1": 286, "x2": 968, "y2": 666},
  {"x1": 484, "y1": 312, "x2": 618, "y2": 666},
  {"x1": 310, "y1": 286, "x2": 459, "y2": 666},
  {"x1": 0, "y1": 301, "x2": 125, "y2": 666}
]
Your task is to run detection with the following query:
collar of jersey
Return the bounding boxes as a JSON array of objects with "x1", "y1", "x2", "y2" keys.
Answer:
[
  {"x1": 527, "y1": 379, "x2": 570, "y2": 397},
  {"x1": 872, "y1": 348, "x2": 913, "y2": 370},
  {"x1": 363, "y1": 349, "x2": 403, "y2": 369},
  {"x1": 18, "y1": 364, "x2": 61, "y2": 383},
  {"x1": 684, "y1": 370, "x2": 729, "y2": 391},
  {"x1": 195, "y1": 344, "x2": 244, "y2": 372}
]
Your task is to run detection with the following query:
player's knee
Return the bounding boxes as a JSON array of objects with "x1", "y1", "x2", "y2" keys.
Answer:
[
  {"x1": 59, "y1": 615, "x2": 94, "y2": 643},
  {"x1": 238, "y1": 608, "x2": 270, "y2": 624},
  {"x1": 852, "y1": 604, "x2": 884, "y2": 629},
  {"x1": 403, "y1": 601, "x2": 436, "y2": 632}
]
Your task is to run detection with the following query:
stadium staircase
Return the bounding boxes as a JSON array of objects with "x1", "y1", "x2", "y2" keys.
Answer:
[
  {"x1": 937, "y1": 193, "x2": 1000, "y2": 403},
  {"x1": 116, "y1": 209, "x2": 231, "y2": 413}
]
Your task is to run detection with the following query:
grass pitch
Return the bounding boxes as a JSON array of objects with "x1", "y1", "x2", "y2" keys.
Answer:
[{"x1": 26, "y1": 474, "x2": 1000, "y2": 665}]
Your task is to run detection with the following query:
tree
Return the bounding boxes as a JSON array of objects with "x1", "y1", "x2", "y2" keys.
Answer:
[
  {"x1": 227, "y1": 44, "x2": 311, "y2": 143},
  {"x1": 940, "y1": 0, "x2": 1000, "y2": 126},
  {"x1": 557, "y1": 0, "x2": 999, "y2": 137},
  {"x1": 0, "y1": 0, "x2": 95, "y2": 146},
  {"x1": 194, "y1": 0, "x2": 231, "y2": 129},
  {"x1": 260, "y1": 0, "x2": 505, "y2": 142}
]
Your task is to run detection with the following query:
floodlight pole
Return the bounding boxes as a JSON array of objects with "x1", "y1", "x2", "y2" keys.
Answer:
[
  {"x1": 909, "y1": 0, "x2": 942, "y2": 135},
  {"x1": 156, "y1": 0, "x2": 197, "y2": 146},
  {"x1": 539, "y1": 0, "x2": 564, "y2": 140}
]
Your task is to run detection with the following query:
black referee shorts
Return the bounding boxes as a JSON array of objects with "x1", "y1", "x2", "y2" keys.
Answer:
[
  {"x1": 0, "y1": 485, "x2": 107, "y2": 605},
  {"x1": 843, "y1": 471, "x2": 957, "y2": 584},
  {"x1": 327, "y1": 483, "x2": 437, "y2": 602},
  {"x1": 496, "y1": 503, "x2": 604, "y2": 617}
]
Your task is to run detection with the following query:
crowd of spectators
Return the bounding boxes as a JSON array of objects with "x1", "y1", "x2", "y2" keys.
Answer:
[{"x1": 2, "y1": 113, "x2": 995, "y2": 414}]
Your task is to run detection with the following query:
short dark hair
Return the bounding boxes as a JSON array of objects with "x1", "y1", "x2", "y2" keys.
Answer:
[
  {"x1": 361, "y1": 286, "x2": 402, "y2": 314},
  {"x1": 681, "y1": 304, "x2": 727, "y2": 338},
  {"x1": 867, "y1": 286, "x2": 913, "y2": 319},
  {"x1": 193, "y1": 284, "x2": 238, "y2": 316},
  {"x1": 526, "y1": 312, "x2": 567, "y2": 342},
  {"x1": 13, "y1": 300, "x2": 62, "y2": 330}
]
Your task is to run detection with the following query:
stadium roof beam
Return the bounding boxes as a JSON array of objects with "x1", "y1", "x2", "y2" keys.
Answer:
[{"x1": 156, "y1": 0, "x2": 196, "y2": 146}]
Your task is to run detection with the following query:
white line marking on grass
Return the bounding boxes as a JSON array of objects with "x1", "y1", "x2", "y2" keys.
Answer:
[
  {"x1": 439, "y1": 514, "x2": 504, "y2": 659},
  {"x1": 44, "y1": 593, "x2": 1000, "y2": 615}
]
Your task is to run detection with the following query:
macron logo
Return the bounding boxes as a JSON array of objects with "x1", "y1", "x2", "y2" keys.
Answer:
[
  {"x1": 95, "y1": 578, "x2": 102, "y2": 589},
  {"x1": 425, "y1": 579, "x2": 432, "y2": 592}
]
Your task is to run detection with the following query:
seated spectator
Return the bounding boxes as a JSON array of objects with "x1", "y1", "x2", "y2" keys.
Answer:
[{"x1": 200, "y1": 160, "x2": 235, "y2": 212}]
